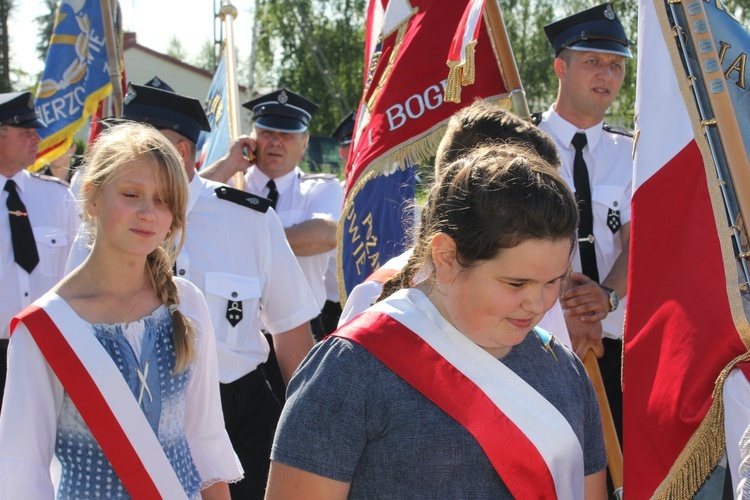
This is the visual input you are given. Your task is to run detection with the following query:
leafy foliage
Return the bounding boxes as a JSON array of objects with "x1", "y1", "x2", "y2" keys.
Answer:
[{"x1": 254, "y1": 0, "x2": 367, "y2": 135}]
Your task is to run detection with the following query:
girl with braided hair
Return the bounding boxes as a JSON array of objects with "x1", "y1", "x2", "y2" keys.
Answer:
[
  {"x1": 0, "y1": 122, "x2": 241, "y2": 499},
  {"x1": 267, "y1": 144, "x2": 607, "y2": 499}
]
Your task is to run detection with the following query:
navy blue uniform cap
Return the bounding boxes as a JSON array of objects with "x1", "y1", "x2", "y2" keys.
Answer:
[
  {"x1": 544, "y1": 3, "x2": 633, "y2": 58},
  {"x1": 331, "y1": 112, "x2": 355, "y2": 146},
  {"x1": 121, "y1": 83, "x2": 210, "y2": 144},
  {"x1": 0, "y1": 92, "x2": 47, "y2": 129},
  {"x1": 144, "y1": 76, "x2": 175, "y2": 93},
  {"x1": 243, "y1": 89, "x2": 319, "y2": 133}
]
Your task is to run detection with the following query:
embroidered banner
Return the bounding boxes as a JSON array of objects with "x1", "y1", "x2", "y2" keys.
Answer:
[
  {"x1": 338, "y1": 0, "x2": 510, "y2": 300},
  {"x1": 34, "y1": 0, "x2": 116, "y2": 169},
  {"x1": 623, "y1": 0, "x2": 750, "y2": 497}
]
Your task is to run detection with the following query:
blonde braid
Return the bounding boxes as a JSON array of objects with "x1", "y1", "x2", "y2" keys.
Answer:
[{"x1": 147, "y1": 247, "x2": 195, "y2": 373}]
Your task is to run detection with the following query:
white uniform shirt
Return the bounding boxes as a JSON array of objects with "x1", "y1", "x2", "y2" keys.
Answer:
[
  {"x1": 67, "y1": 175, "x2": 319, "y2": 383},
  {"x1": 539, "y1": 107, "x2": 633, "y2": 339},
  {"x1": 246, "y1": 166, "x2": 344, "y2": 310},
  {"x1": 0, "y1": 170, "x2": 80, "y2": 338},
  {"x1": 724, "y1": 368, "x2": 750, "y2": 496}
]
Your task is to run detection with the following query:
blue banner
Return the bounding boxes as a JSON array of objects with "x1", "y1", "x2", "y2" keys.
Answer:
[
  {"x1": 340, "y1": 165, "x2": 417, "y2": 295},
  {"x1": 34, "y1": 0, "x2": 113, "y2": 169},
  {"x1": 198, "y1": 52, "x2": 230, "y2": 169}
]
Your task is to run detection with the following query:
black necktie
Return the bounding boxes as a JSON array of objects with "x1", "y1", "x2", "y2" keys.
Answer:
[
  {"x1": 571, "y1": 133, "x2": 599, "y2": 283},
  {"x1": 266, "y1": 179, "x2": 279, "y2": 210},
  {"x1": 5, "y1": 179, "x2": 39, "y2": 274}
]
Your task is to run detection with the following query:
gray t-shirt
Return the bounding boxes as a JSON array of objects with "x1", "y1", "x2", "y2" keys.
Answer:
[{"x1": 272, "y1": 313, "x2": 606, "y2": 497}]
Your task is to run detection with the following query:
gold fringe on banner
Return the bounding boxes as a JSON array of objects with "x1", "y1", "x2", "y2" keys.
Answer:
[
  {"x1": 444, "y1": 60, "x2": 463, "y2": 103},
  {"x1": 461, "y1": 40, "x2": 477, "y2": 86},
  {"x1": 653, "y1": 351, "x2": 750, "y2": 499}
]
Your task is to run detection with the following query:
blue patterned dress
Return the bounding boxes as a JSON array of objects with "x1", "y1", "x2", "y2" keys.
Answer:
[{"x1": 54, "y1": 306, "x2": 202, "y2": 499}]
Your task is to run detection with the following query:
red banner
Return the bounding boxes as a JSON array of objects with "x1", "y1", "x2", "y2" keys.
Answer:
[{"x1": 340, "y1": 0, "x2": 510, "y2": 299}]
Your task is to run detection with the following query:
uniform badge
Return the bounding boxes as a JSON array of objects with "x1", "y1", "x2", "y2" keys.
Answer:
[
  {"x1": 607, "y1": 208, "x2": 621, "y2": 233},
  {"x1": 123, "y1": 87, "x2": 137, "y2": 105},
  {"x1": 26, "y1": 94, "x2": 34, "y2": 110},
  {"x1": 226, "y1": 300, "x2": 243, "y2": 327},
  {"x1": 604, "y1": 4, "x2": 615, "y2": 20},
  {"x1": 278, "y1": 90, "x2": 288, "y2": 104}
]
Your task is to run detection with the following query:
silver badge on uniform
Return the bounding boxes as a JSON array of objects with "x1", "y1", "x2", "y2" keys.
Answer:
[
  {"x1": 607, "y1": 208, "x2": 621, "y2": 233},
  {"x1": 226, "y1": 300, "x2": 243, "y2": 327},
  {"x1": 123, "y1": 87, "x2": 137, "y2": 105},
  {"x1": 278, "y1": 90, "x2": 288, "y2": 104}
]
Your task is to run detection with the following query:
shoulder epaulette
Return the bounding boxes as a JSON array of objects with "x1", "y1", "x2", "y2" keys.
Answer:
[
  {"x1": 214, "y1": 185, "x2": 271, "y2": 213},
  {"x1": 603, "y1": 123, "x2": 634, "y2": 138},
  {"x1": 299, "y1": 172, "x2": 339, "y2": 181},
  {"x1": 29, "y1": 171, "x2": 70, "y2": 187},
  {"x1": 530, "y1": 112, "x2": 543, "y2": 126}
]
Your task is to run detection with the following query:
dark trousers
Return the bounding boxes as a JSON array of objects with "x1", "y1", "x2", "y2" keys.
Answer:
[
  {"x1": 0, "y1": 339, "x2": 7, "y2": 414},
  {"x1": 320, "y1": 300, "x2": 342, "y2": 336},
  {"x1": 220, "y1": 366, "x2": 282, "y2": 500},
  {"x1": 599, "y1": 337, "x2": 623, "y2": 498}
]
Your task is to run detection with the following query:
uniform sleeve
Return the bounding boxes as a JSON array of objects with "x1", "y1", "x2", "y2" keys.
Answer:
[
  {"x1": 178, "y1": 279, "x2": 244, "y2": 487},
  {"x1": 271, "y1": 337, "x2": 370, "y2": 482},
  {"x1": 308, "y1": 179, "x2": 344, "y2": 222},
  {"x1": 0, "y1": 323, "x2": 64, "y2": 499},
  {"x1": 338, "y1": 281, "x2": 384, "y2": 327},
  {"x1": 259, "y1": 210, "x2": 320, "y2": 334},
  {"x1": 723, "y1": 368, "x2": 750, "y2": 494}
]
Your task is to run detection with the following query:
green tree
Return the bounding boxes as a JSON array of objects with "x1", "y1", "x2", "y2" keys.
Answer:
[
  {"x1": 35, "y1": 0, "x2": 57, "y2": 62},
  {"x1": 166, "y1": 35, "x2": 188, "y2": 61},
  {"x1": 193, "y1": 39, "x2": 217, "y2": 72},
  {"x1": 0, "y1": 0, "x2": 13, "y2": 92},
  {"x1": 254, "y1": 0, "x2": 367, "y2": 135}
]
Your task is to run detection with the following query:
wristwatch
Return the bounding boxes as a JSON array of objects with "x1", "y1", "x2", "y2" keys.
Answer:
[{"x1": 600, "y1": 285, "x2": 619, "y2": 312}]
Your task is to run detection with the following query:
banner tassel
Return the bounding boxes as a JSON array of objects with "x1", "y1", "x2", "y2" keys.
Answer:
[
  {"x1": 444, "y1": 60, "x2": 463, "y2": 103},
  {"x1": 461, "y1": 40, "x2": 477, "y2": 86}
]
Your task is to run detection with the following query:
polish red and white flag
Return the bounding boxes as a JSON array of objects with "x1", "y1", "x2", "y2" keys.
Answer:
[{"x1": 623, "y1": 0, "x2": 750, "y2": 496}]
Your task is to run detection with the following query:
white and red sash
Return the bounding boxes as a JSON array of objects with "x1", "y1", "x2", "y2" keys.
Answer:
[
  {"x1": 334, "y1": 289, "x2": 584, "y2": 499},
  {"x1": 11, "y1": 292, "x2": 188, "y2": 499}
]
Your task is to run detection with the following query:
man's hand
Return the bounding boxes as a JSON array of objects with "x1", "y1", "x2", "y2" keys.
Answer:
[
  {"x1": 561, "y1": 272, "x2": 610, "y2": 322},
  {"x1": 200, "y1": 135, "x2": 257, "y2": 183},
  {"x1": 565, "y1": 314, "x2": 604, "y2": 359}
]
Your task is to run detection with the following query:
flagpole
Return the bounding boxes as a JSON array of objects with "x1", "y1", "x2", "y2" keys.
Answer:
[
  {"x1": 100, "y1": 0, "x2": 122, "y2": 117},
  {"x1": 219, "y1": 0, "x2": 244, "y2": 190},
  {"x1": 482, "y1": 0, "x2": 530, "y2": 120},
  {"x1": 583, "y1": 349, "x2": 623, "y2": 499},
  {"x1": 674, "y1": 0, "x2": 750, "y2": 280}
]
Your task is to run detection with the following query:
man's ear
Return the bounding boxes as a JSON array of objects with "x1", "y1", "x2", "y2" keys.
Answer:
[
  {"x1": 431, "y1": 232, "x2": 460, "y2": 284},
  {"x1": 553, "y1": 57, "x2": 567, "y2": 80},
  {"x1": 174, "y1": 139, "x2": 192, "y2": 164}
]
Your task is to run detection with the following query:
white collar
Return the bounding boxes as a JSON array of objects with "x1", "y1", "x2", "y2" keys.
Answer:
[{"x1": 544, "y1": 106, "x2": 604, "y2": 151}]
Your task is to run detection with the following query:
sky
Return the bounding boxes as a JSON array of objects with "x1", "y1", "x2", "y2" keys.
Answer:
[{"x1": 10, "y1": 0, "x2": 256, "y2": 79}]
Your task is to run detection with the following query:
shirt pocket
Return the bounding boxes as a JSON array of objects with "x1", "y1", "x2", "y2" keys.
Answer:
[
  {"x1": 592, "y1": 185, "x2": 627, "y2": 236},
  {"x1": 33, "y1": 226, "x2": 69, "y2": 277},
  {"x1": 204, "y1": 272, "x2": 262, "y2": 348}
]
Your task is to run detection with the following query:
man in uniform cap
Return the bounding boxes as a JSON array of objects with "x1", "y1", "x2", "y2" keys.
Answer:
[
  {"x1": 0, "y1": 91, "x2": 80, "y2": 410},
  {"x1": 331, "y1": 111, "x2": 355, "y2": 164},
  {"x1": 317, "y1": 112, "x2": 356, "y2": 336},
  {"x1": 67, "y1": 83, "x2": 319, "y2": 499},
  {"x1": 201, "y1": 89, "x2": 345, "y2": 341},
  {"x1": 537, "y1": 2, "x2": 633, "y2": 486}
]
